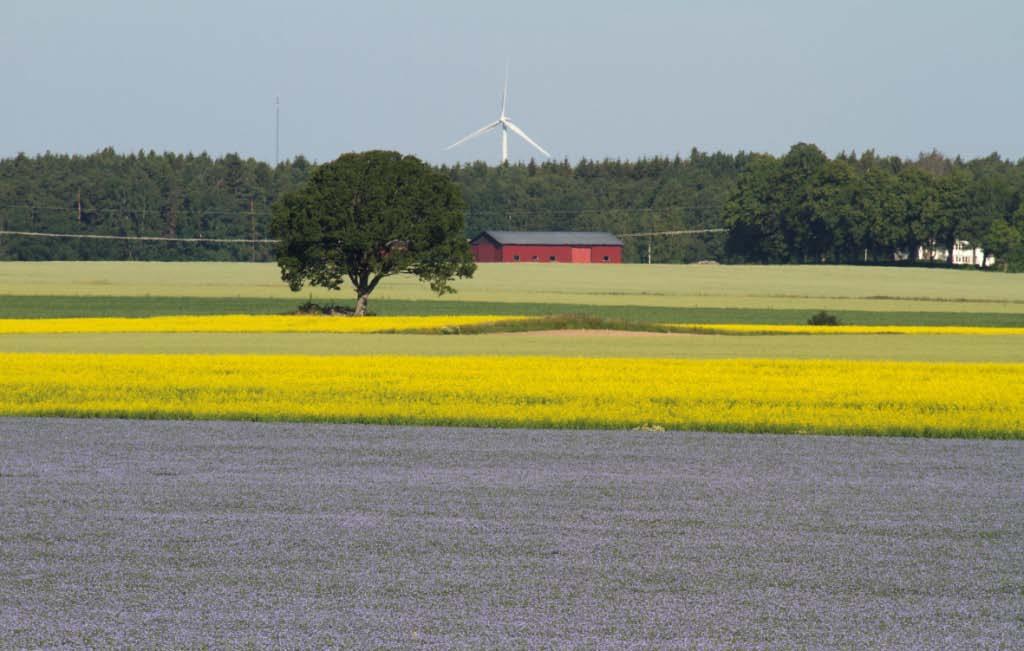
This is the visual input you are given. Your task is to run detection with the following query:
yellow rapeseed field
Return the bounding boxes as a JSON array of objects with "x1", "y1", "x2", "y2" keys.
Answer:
[
  {"x1": 2, "y1": 353, "x2": 1020, "y2": 438},
  {"x1": 2, "y1": 315, "x2": 1023, "y2": 336},
  {"x1": 0, "y1": 315, "x2": 523, "y2": 335}
]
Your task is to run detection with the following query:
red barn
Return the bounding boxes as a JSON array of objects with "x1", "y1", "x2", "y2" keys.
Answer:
[{"x1": 470, "y1": 230, "x2": 624, "y2": 263}]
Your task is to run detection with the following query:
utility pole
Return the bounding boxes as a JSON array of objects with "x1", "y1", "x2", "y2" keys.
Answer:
[
  {"x1": 617, "y1": 227, "x2": 728, "y2": 264},
  {"x1": 250, "y1": 198, "x2": 256, "y2": 262},
  {"x1": 648, "y1": 213, "x2": 654, "y2": 264},
  {"x1": 77, "y1": 190, "x2": 82, "y2": 222},
  {"x1": 275, "y1": 96, "x2": 280, "y2": 167}
]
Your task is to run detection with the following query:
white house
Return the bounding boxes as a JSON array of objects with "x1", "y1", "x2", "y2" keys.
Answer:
[
  {"x1": 917, "y1": 240, "x2": 995, "y2": 267},
  {"x1": 895, "y1": 240, "x2": 995, "y2": 267}
]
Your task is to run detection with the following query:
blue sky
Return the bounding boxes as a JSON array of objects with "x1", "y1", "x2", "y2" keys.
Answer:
[{"x1": 4, "y1": 0, "x2": 1023, "y2": 164}]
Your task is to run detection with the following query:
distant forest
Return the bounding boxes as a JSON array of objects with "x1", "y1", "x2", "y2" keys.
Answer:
[{"x1": 1, "y1": 146, "x2": 1022, "y2": 269}]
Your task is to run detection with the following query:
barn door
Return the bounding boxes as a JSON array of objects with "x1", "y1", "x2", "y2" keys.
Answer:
[{"x1": 571, "y1": 247, "x2": 590, "y2": 263}]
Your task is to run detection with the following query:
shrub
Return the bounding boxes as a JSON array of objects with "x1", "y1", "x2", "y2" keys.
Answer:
[
  {"x1": 295, "y1": 301, "x2": 362, "y2": 316},
  {"x1": 807, "y1": 311, "x2": 841, "y2": 326}
]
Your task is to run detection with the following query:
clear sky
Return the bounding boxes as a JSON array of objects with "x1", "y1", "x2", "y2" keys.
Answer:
[{"x1": 4, "y1": 0, "x2": 1023, "y2": 165}]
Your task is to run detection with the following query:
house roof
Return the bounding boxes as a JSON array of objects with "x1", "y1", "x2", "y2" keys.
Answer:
[{"x1": 472, "y1": 230, "x2": 624, "y2": 247}]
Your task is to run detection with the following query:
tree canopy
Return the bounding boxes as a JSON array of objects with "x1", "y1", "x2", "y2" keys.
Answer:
[
  {"x1": 270, "y1": 151, "x2": 475, "y2": 315},
  {"x1": 0, "y1": 148, "x2": 311, "y2": 262},
  {"x1": 1, "y1": 145, "x2": 1023, "y2": 270},
  {"x1": 723, "y1": 145, "x2": 1024, "y2": 269}
]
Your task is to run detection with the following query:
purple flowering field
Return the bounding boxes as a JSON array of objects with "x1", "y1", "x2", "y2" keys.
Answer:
[{"x1": 1, "y1": 418, "x2": 1022, "y2": 649}]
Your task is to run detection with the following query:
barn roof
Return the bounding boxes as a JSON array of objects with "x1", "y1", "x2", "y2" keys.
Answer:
[{"x1": 473, "y1": 230, "x2": 624, "y2": 247}]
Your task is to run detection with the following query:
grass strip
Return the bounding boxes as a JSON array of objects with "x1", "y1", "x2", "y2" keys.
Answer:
[
  {"x1": 4, "y1": 295, "x2": 1024, "y2": 327},
  {"x1": 398, "y1": 314, "x2": 681, "y2": 335}
]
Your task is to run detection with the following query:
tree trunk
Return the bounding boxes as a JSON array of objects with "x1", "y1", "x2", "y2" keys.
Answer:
[{"x1": 354, "y1": 293, "x2": 369, "y2": 316}]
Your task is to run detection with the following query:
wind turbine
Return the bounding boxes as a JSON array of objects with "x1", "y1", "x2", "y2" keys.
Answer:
[{"x1": 446, "y1": 66, "x2": 550, "y2": 164}]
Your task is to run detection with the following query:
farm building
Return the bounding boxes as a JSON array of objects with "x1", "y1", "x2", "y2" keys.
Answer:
[
  {"x1": 894, "y1": 240, "x2": 996, "y2": 267},
  {"x1": 470, "y1": 230, "x2": 624, "y2": 263}
]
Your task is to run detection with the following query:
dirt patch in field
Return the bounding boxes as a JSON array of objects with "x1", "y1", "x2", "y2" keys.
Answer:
[{"x1": 500, "y1": 328, "x2": 691, "y2": 337}]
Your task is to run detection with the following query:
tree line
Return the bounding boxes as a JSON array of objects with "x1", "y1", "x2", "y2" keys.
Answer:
[
  {"x1": 0, "y1": 148, "x2": 313, "y2": 262},
  {"x1": 1, "y1": 146, "x2": 1021, "y2": 269},
  {"x1": 724, "y1": 144, "x2": 1023, "y2": 270}
]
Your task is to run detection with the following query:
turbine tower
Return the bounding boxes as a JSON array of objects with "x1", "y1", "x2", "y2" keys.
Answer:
[{"x1": 446, "y1": 65, "x2": 550, "y2": 164}]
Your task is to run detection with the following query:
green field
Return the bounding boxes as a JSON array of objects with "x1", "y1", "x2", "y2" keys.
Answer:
[
  {"x1": 4, "y1": 295, "x2": 1024, "y2": 326},
  {"x1": 3, "y1": 261, "x2": 1024, "y2": 313},
  {"x1": 2, "y1": 261, "x2": 1022, "y2": 362}
]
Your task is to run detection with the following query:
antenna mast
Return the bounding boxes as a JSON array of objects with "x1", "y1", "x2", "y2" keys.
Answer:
[{"x1": 275, "y1": 96, "x2": 280, "y2": 166}]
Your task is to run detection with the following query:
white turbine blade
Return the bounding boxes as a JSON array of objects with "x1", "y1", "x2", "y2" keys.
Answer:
[
  {"x1": 501, "y1": 60, "x2": 509, "y2": 116},
  {"x1": 445, "y1": 120, "x2": 501, "y2": 150},
  {"x1": 504, "y1": 120, "x2": 550, "y2": 157}
]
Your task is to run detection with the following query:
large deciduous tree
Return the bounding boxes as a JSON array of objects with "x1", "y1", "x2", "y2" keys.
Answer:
[{"x1": 271, "y1": 151, "x2": 475, "y2": 315}]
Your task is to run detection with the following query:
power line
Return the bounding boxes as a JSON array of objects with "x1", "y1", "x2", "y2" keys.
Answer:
[
  {"x1": 0, "y1": 230, "x2": 277, "y2": 244},
  {"x1": 2, "y1": 202, "x2": 725, "y2": 220},
  {"x1": 466, "y1": 205, "x2": 719, "y2": 216},
  {"x1": 617, "y1": 228, "x2": 727, "y2": 238},
  {"x1": 0, "y1": 227, "x2": 730, "y2": 245},
  {"x1": 0, "y1": 204, "x2": 272, "y2": 218}
]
